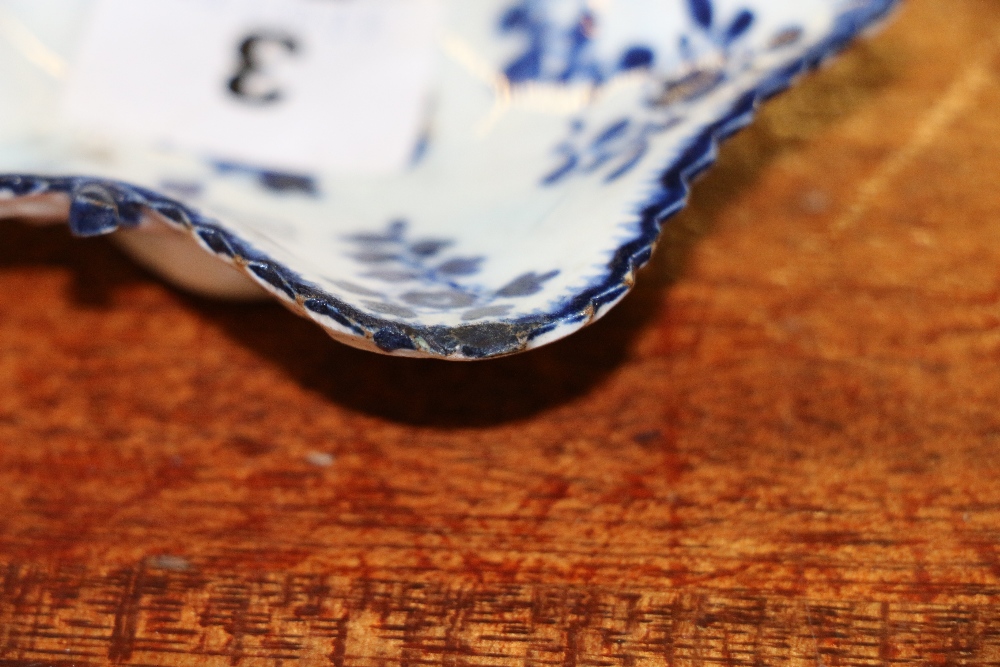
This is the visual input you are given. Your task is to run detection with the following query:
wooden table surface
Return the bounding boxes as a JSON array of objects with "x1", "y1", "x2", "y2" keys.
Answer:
[{"x1": 4, "y1": 1, "x2": 1000, "y2": 664}]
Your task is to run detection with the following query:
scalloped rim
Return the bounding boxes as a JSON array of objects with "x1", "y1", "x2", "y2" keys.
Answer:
[{"x1": 1, "y1": 0, "x2": 897, "y2": 360}]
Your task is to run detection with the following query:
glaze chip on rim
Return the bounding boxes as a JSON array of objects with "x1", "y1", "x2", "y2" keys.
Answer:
[{"x1": 0, "y1": 0, "x2": 899, "y2": 359}]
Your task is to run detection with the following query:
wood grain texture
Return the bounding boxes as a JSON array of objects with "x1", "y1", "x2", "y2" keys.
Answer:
[{"x1": 4, "y1": 0, "x2": 1000, "y2": 663}]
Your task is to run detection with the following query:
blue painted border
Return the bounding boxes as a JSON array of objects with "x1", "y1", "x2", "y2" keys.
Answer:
[{"x1": 1, "y1": 0, "x2": 897, "y2": 359}]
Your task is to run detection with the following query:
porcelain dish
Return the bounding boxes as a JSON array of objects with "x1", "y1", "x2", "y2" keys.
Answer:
[{"x1": 0, "y1": 0, "x2": 898, "y2": 359}]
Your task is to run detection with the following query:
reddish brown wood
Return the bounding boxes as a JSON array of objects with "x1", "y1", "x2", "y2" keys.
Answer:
[{"x1": 3, "y1": 0, "x2": 1000, "y2": 663}]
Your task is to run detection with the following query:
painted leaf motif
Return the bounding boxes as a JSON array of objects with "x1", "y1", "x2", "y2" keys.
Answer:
[
  {"x1": 724, "y1": 10, "x2": 755, "y2": 45},
  {"x1": 619, "y1": 45, "x2": 655, "y2": 70},
  {"x1": 496, "y1": 271, "x2": 560, "y2": 298},
  {"x1": 437, "y1": 257, "x2": 484, "y2": 276},
  {"x1": 687, "y1": 0, "x2": 714, "y2": 29}
]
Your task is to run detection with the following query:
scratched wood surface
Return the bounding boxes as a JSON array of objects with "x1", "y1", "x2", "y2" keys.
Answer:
[{"x1": 4, "y1": 1, "x2": 1000, "y2": 664}]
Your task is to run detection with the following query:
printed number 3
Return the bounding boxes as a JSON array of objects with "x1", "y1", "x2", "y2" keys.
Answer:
[{"x1": 227, "y1": 33, "x2": 299, "y2": 105}]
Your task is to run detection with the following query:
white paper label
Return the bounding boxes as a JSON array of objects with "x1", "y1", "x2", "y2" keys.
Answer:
[{"x1": 63, "y1": 0, "x2": 442, "y2": 174}]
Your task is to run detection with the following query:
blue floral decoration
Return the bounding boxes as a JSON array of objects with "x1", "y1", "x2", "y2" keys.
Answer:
[
  {"x1": 211, "y1": 160, "x2": 318, "y2": 196},
  {"x1": 499, "y1": 0, "x2": 657, "y2": 85},
  {"x1": 503, "y1": 0, "x2": 772, "y2": 186},
  {"x1": 341, "y1": 220, "x2": 559, "y2": 321}
]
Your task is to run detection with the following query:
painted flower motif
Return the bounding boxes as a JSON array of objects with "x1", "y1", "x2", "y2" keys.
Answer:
[
  {"x1": 499, "y1": 0, "x2": 600, "y2": 84},
  {"x1": 498, "y1": 0, "x2": 812, "y2": 186}
]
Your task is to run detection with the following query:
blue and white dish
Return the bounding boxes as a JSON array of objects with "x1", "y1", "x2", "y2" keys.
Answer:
[{"x1": 0, "y1": 0, "x2": 897, "y2": 359}]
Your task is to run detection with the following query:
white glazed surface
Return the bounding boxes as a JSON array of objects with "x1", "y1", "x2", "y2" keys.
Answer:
[{"x1": 0, "y1": 0, "x2": 898, "y2": 359}]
